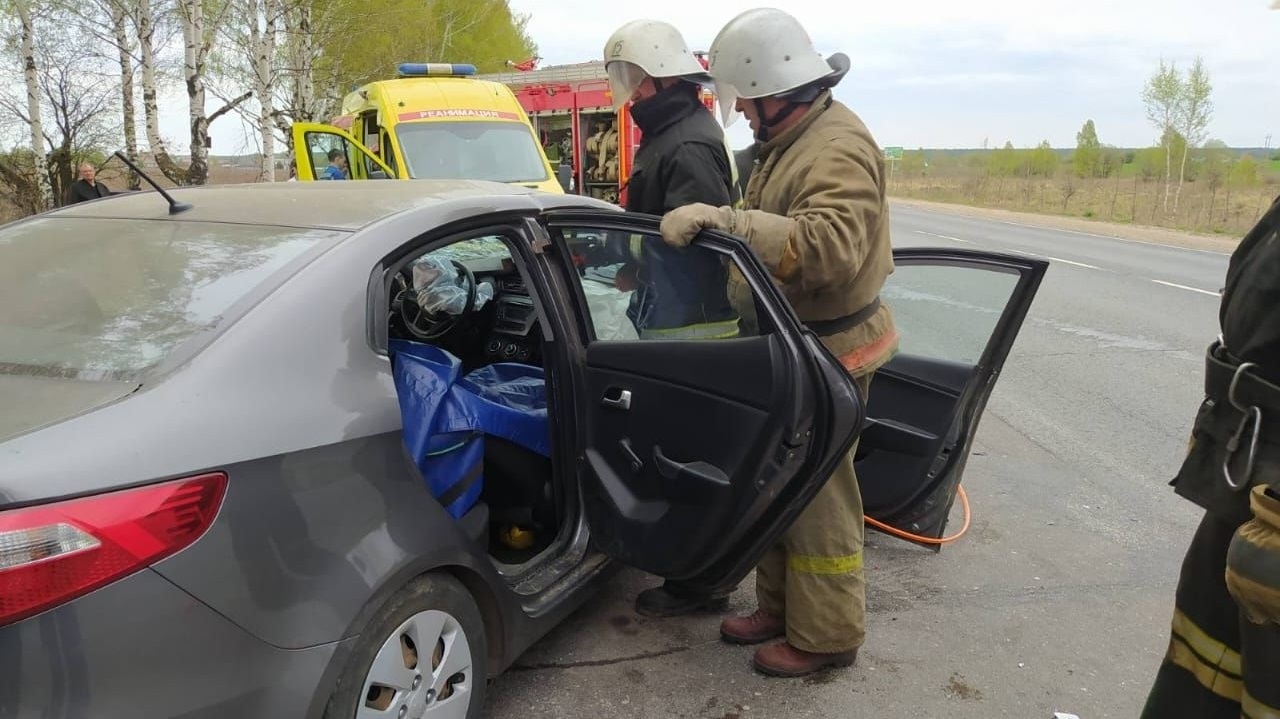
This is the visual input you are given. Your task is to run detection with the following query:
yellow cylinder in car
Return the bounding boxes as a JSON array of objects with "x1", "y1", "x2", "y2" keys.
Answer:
[{"x1": 500, "y1": 525, "x2": 535, "y2": 550}]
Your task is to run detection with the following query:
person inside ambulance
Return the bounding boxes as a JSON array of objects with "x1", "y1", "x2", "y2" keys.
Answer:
[
  {"x1": 321, "y1": 149, "x2": 348, "y2": 180},
  {"x1": 600, "y1": 19, "x2": 739, "y2": 344}
]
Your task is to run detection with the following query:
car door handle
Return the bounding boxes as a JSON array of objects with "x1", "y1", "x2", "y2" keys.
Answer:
[
  {"x1": 618, "y1": 438, "x2": 643, "y2": 472},
  {"x1": 601, "y1": 388, "x2": 632, "y2": 410},
  {"x1": 653, "y1": 445, "x2": 730, "y2": 499}
]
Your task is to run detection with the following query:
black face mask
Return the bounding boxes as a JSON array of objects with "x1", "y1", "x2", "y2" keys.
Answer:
[{"x1": 628, "y1": 80, "x2": 700, "y2": 134}]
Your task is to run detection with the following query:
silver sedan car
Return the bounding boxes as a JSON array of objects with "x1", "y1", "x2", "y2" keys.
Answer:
[{"x1": 0, "y1": 180, "x2": 1044, "y2": 718}]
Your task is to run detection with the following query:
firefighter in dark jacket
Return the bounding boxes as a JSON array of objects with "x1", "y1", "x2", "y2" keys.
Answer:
[
  {"x1": 601, "y1": 18, "x2": 743, "y2": 618},
  {"x1": 602, "y1": 19, "x2": 739, "y2": 344},
  {"x1": 65, "y1": 163, "x2": 111, "y2": 204},
  {"x1": 1140, "y1": 194, "x2": 1280, "y2": 718}
]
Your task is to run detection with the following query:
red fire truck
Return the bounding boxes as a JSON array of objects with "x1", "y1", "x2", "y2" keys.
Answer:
[{"x1": 476, "y1": 59, "x2": 718, "y2": 207}]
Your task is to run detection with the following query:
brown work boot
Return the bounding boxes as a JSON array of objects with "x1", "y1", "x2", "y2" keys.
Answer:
[
  {"x1": 752, "y1": 641, "x2": 858, "y2": 678},
  {"x1": 719, "y1": 609, "x2": 785, "y2": 645}
]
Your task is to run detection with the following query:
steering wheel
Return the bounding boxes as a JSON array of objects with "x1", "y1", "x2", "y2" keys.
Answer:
[{"x1": 392, "y1": 259, "x2": 477, "y2": 341}]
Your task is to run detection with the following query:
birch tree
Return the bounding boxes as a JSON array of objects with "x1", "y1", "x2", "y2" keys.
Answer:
[
  {"x1": 1142, "y1": 59, "x2": 1181, "y2": 214},
  {"x1": 137, "y1": 0, "x2": 250, "y2": 185},
  {"x1": 14, "y1": 0, "x2": 52, "y2": 209},
  {"x1": 211, "y1": 0, "x2": 285, "y2": 179},
  {"x1": 1173, "y1": 56, "x2": 1213, "y2": 214},
  {"x1": 1, "y1": 4, "x2": 119, "y2": 206},
  {"x1": 138, "y1": 0, "x2": 185, "y2": 181},
  {"x1": 180, "y1": 0, "x2": 212, "y2": 182},
  {"x1": 178, "y1": 0, "x2": 252, "y2": 185},
  {"x1": 247, "y1": 0, "x2": 281, "y2": 180},
  {"x1": 275, "y1": 0, "x2": 327, "y2": 132},
  {"x1": 1074, "y1": 119, "x2": 1101, "y2": 179},
  {"x1": 108, "y1": 0, "x2": 140, "y2": 189}
]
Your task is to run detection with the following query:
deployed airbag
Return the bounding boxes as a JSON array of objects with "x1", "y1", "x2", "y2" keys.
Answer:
[
  {"x1": 580, "y1": 268, "x2": 639, "y2": 341},
  {"x1": 411, "y1": 255, "x2": 495, "y2": 315},
  {"x1": 390, "y1": 339, "x2": 550, "y2": 519}
]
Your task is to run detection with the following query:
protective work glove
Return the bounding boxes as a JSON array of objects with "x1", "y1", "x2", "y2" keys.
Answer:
[
  {"x1": 659, "y1": 203, "x2": 745, "y2": 248},
  {"x1": 1226, "y1": 484, "x2": 1280, "y2": 625}
]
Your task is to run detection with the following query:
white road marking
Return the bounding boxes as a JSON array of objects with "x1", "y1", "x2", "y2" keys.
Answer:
[
  {"x1": 1151, "y1": 279, "x2": 1220, "y2": 296},
  {"x1": 893, "y1": 205, "x2": 1232, "y2": 256},
  {"x1": 914, "y1": 230, "x2": 972, "y2": 243},
  {"x1": 1043, "y1": 256, "x2": 1104, "y2": 270},
  {"x1": 998, "y1": 219, "x2": 1119, "y2": 241},
  {"x1": 985, "y1": 218, "x2": 1230, "y2": 256}
]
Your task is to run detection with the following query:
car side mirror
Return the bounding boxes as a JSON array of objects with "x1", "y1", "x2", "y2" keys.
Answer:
[{"x1": 557, "y1": 164, "x2": 572, "y2": 193}]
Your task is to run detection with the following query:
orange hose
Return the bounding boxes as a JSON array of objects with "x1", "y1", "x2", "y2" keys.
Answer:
[{"x1": 864, "y1": 485, "x2": 971, "y2": 545}]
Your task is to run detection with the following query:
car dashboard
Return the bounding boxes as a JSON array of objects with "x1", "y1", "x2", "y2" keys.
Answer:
[
  {"x1": 483, "y1": 272, "x2": 540, "y2": 364},
  {"x1": 387, "y1": 253, "x2": 545, "y2": 371}
]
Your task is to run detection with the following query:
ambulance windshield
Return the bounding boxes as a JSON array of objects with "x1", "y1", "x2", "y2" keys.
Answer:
[{"x1": 395, "y1": 121, "x2": 550, "y2": 183}]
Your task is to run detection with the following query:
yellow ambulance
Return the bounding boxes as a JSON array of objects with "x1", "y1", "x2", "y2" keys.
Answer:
[{"x1": 292, "y1": 62, "x2": 566, "y2": 193}]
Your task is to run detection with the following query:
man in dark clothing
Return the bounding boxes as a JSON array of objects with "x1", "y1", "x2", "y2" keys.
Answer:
[
  {"x1": 65, "y1": 163, "x2": 111, "y2": 204},
  {"x1": 603, "y1": 18, "x2": 739, "y2": 343},
  {"x1": 602, "y1": 19, "x2": 741, "y2": 616},
  {"x1": 1140, "y1": 194, "x2": 1280, "y2": 718}
]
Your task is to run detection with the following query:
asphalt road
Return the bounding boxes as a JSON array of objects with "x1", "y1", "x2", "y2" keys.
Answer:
[{"x1": 480, "y1": 203, "x2": 1232, "y2": 719}]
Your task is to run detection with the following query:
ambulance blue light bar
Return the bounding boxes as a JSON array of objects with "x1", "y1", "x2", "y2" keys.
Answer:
[{"x1": 397, "y1": 63, "x2": 477, "y2": 78}]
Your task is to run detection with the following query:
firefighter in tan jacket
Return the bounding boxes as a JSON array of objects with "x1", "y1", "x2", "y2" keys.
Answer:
[{"x1": 660, "y1": 7, "x2": 899, "y2": 678}]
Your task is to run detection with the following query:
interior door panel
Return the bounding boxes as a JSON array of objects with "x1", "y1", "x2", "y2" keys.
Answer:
[
  {"x1": 856, "y1": 354, "x2": 974, "y2": 515},
  {"x1": 582, "y1": 336, "x2": 778, "y2": 575},
  {"x1": 852, "y1": 248, "x2": 1049, "y2": 548}
]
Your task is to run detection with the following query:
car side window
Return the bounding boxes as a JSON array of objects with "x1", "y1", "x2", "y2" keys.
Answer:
[
  {"x1": 555, "y1": 225, "x2": 770, "y2": 343},
  {"x1": 881, "y1": 261, "x2": 1022, "y2": 365}
]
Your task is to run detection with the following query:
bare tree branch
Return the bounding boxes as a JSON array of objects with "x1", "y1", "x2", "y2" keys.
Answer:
[{"x1": 209, "y1": 90, "x2": 253, "y2": 124}]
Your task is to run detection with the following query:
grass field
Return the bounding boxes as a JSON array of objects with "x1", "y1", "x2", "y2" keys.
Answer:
[{"x1": 888, "y1": 170, "x2": 1277, "y2": 237}]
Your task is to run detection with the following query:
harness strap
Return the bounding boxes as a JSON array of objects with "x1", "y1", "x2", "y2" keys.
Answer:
[
  {"x1": 1206, "y1": 341, "x2": 1280, "y2": 418},
  {"x1": 804, "y1": 297, "x2": 881, "y2": 338}
]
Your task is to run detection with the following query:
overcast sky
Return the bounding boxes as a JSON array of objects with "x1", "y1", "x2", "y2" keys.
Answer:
[{"x1": 191, "y1": 0, "x2": 1279, "y2": 154}]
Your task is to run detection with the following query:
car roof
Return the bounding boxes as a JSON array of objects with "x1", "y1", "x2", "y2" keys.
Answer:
[{"x1": 43, "y1": 179, "x2": 613, "y2": 231}]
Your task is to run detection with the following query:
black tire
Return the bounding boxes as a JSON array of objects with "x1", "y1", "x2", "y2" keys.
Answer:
[{"x1": 323, "y1": 574, "x2": 489, "y2": 719}]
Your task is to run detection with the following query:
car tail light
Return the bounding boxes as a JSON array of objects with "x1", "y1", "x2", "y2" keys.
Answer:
[{"x1": 0, "y1": 473, "x2": 227, "y2": 628}]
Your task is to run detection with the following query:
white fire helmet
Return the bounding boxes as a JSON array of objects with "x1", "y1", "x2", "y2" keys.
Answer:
[
  {"x1": 603, "y1": 19, "x2": 712, "y2": 110},
  {"x1": 706, "y1": 8, "x2": 850, "y2": 127}
]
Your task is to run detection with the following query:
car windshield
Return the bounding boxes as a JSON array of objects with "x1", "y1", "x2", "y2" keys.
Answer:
[
  {"x1": 395, "y1": 121, "x2": 549, "y2": 183},
  {"x1": 0, "y1": 217, "x2": 343, "y2": 383}
]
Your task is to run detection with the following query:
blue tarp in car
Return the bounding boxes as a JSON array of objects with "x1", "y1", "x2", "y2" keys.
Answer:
[{"x1": 389, "y1": 339, "x2": 549, "y2": 519}]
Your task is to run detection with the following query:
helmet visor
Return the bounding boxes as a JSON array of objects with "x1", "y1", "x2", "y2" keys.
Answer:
[
  {"x1": 606, "y1": 61, "x2": 648, "y2": 111},
  {"x1": 711, "y1": 81, "x2": 741, "y2": 128}
]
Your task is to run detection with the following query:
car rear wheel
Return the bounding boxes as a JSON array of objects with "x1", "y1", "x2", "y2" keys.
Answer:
[{"x1": 324, "y1": 574, "x2": 488, "y2": 719}]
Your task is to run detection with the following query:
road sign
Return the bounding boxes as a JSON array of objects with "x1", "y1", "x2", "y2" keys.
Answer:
[{"x1": 884, "y1": 146, "x2": 904, "y2": 160}]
